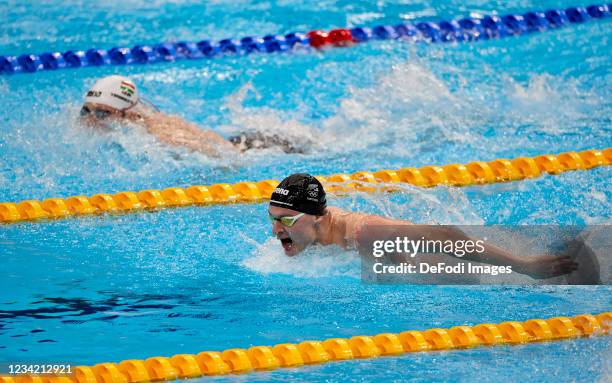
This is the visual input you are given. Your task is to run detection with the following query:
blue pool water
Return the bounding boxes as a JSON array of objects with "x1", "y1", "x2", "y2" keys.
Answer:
[{"x1": 1, "y1": 1, "x2": 611, "y2": 382}]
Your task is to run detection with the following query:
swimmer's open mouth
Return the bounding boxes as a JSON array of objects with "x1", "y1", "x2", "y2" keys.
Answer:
[{"x1": 280, "y1": 237, "x2": 294, "y2": 252}]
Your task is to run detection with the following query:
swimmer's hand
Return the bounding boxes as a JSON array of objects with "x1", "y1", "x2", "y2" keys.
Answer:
[{"x1": 518, "y1": 255, "x2": 578, "y2": 279}]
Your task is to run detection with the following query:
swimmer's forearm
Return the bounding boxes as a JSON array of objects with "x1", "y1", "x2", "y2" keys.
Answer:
[
  {"x1": 163, "y1": 132, "x2": 237, "y2": 157},
  {"x1": 143, "y1": 113, "x2": 237, "y2": 156},
  {"x1": 181, "y1": 130, "x2": 237, "y2": 155},
  {"x1": 419, "y1": 227, "x2": 579, "y2": 278},
  {"x1": 464, "y1": 240, "x2": 528, "y2": 269}
]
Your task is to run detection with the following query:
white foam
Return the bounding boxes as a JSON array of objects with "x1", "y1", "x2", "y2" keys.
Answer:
[
  {"x1": 219, "y1": 82, "x2": 318, "y2": 146},
  {"x1": 214, "y1": 58, "x2": 601, "y2": 160},
  {"x1": 503, "y1": 73, "x2": 594, "y2": 133},
  {"x1": 338, "y1": 183, "x2": 485, "y2": 226},
  {"x1": 348, "y1": 12, "x2": 385, "y2": 26},
  {"x1": 587, "y1": 189, "x2": 607, "y2": 203},
  {"x1": 210, "y1": 61, "x2": 479, "y2": 157},
  {"x1": 241, "y1": 237, "x2": 360, "y2": 279}
]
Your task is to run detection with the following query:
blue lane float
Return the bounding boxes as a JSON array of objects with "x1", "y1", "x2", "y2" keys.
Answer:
[{"x1": 1, "y1": 4, "x2": 610, "y2": 75}]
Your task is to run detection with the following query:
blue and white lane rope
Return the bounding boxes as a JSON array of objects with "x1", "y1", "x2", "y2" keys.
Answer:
[{"x1": 1, "y1": 4, "x2": 610, "y2": 75}]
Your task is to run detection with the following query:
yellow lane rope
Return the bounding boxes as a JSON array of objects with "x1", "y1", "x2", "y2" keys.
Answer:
[
  {"x1": 1, "y1": 148, "x2": 610, "y2": 224},
  {"x1": 0, "y1": 313, "x2": 609, "y2": 382}
]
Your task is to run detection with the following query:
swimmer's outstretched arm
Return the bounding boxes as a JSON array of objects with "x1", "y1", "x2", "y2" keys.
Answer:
[
  {"x1": 139, "y1": 111, "x2": 237, "y2": 157},
  {"x1": 359, "y1": 225, "x2": 578, "y2": 279},
  {"x1": 433, "y1": 226, "x2": 577, "y2": 278}
]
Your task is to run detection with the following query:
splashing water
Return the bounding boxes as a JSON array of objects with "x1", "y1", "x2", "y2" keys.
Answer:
[{"x1": 241, "y1": 237, "x2": 360, "y2": 278}]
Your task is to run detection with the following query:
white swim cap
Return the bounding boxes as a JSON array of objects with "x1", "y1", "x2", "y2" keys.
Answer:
[{"x1": 84, "y1": 75, "x2": 139, "y2": 111}]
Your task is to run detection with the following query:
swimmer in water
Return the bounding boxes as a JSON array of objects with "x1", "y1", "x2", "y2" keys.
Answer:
[
  {"x1": 268, "y1": 173, "x2": 580, "y2": 280},
  {"x1": 80, "y1": 75, "x2": 304, "y2": 156}
]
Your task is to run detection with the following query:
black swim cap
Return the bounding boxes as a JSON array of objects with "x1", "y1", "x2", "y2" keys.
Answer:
[{"x1": 269, "y1": 173, "x2": 327, "y2": 215}]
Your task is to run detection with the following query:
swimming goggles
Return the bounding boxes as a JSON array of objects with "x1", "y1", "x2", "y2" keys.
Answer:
[
  {"x1": 80, "y1": 105, "x2": 113, "y2": 119},
  {"x1": 268, "y1": 212, "x2": 305, "y2": 227}
]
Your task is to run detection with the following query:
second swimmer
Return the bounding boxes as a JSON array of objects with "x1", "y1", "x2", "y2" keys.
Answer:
[{"x1": 80, "y1": 75, "x2": 307, "y2": 157}]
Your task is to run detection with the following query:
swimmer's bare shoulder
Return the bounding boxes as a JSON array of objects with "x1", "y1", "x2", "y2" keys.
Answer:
[
  {"x1": 326, "y1": 207, "x2": 414, "y2": 256},
  {"x1": 358, "y1": 214, "x2": 414, "y2": 243}
]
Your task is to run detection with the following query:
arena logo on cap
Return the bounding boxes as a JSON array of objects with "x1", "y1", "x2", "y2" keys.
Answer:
[
  {"x1": 274, "y1": 188, "x2": 290, "y2": 195},
  {"x1": 120, "y1": 81, "x2": 135, "y2": 98},
  {"x1": 86, "y1": 90, "x2": 101, "y2": 97}
]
